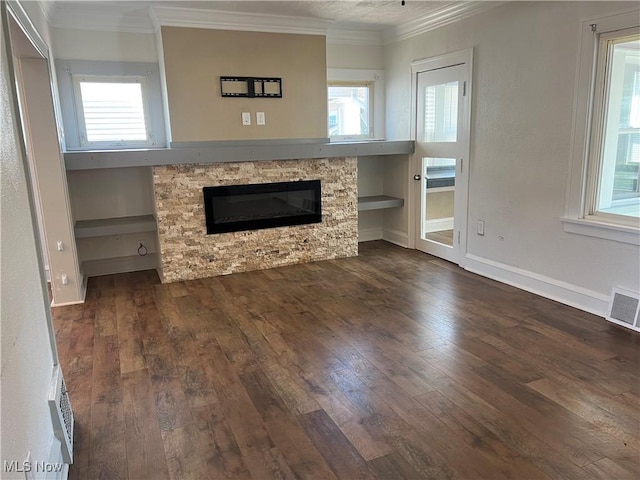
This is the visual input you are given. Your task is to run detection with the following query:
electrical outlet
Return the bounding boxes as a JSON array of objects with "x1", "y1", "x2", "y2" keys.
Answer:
[
  {"x1": 477, "y1": 220, "x2": 485, "y2": 236},
  {"x1": 61, "y1": 274, "x2": 68, "y2": 285},
  {"x1": 57, "y1": 240, "x2": 64, "y2": 251},
  {"x1": 242, "y1": 112, "x2": 251, "y2": 126}
]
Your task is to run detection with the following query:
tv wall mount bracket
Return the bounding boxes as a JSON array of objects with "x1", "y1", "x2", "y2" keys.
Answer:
[{"x1": 220, "y1": 76, "x2": 283, "y2": 98}]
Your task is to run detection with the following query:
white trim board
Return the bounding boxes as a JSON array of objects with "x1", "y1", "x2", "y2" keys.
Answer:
[
  {"x1": 464, "y1": 254, "x2": 610, "y2": 317},
  {"x1": 382, "y1": 2, "x2": 504, "y2": 45},
  {"x1": 383, "y1": 228, "x2": 409, "y2": 248},
  {"x1": 152, "y1": 6, "x2": 331, "y2": 36}
]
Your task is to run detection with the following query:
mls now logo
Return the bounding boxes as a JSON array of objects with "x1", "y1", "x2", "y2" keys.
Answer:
[
  {"x1": 3, "y1": 460, "x2": 31, "y2": 473},
  {"x1": 4, "y1": 460, "x2": 64, "y2": 474}
]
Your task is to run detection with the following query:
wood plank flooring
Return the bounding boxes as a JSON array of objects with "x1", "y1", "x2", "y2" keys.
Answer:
[{"x1": 52, "y1": 241, "x2": 640, "y2": 480}]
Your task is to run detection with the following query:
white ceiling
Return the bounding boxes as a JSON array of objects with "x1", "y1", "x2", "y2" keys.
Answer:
[
  {"x1": 44, "y1": 1, "x2": 503, "y2": 43},
  {"x1": 157, "y1": 1, "x2": 463, "y2": 29}
]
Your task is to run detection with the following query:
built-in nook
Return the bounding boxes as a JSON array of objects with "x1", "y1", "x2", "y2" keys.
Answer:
[{"x1": 64, "y1": 142, "x2": 412, "y2": 284}]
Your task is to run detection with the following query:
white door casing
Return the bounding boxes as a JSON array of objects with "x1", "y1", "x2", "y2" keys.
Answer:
[{"x1": 409, "y1": 49, "x2": 473, "y2": 266}]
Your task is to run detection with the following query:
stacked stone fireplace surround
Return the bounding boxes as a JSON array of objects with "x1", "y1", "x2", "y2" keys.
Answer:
[{"x1": 152, "y1": 156, "x2": 358, "y2": 283}]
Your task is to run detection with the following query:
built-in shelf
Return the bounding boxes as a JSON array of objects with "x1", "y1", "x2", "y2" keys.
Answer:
[
  {"x1": 358, "y1": 195, "x2": 404, "y2": 212},
  {"x1": 74, "y1": 215, "x2": 157, "y2": 238},
  {"x1": 81, "y1": 253, "x2": 159, "y2": 278}
]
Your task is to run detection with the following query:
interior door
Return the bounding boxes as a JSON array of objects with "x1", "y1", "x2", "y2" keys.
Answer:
[{"x1": 414, "y1": 63, "x2": 470, "y2": 264}]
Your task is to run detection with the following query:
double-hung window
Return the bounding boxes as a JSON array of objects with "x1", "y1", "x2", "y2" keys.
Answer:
[
  {"x1": 589, "y1": 30, "x2": 640, "y2": 222},
  {"x1": 565, "y1": 10, "x2": 640, "y2": 244}
]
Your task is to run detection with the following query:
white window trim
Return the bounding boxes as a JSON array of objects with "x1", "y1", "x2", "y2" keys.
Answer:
[
  {"x1": 564, "y1": 8, "x2": 640, "y2": 245},
  {"x1": 56, "y1": 60, "x2": 166, "y2": 151},
  {"x1": 327, "y1": 68, "x2": 384, "y2": 141},
  {"x1": 72, "y1": 74, "x2": 154, "y2": 149}
]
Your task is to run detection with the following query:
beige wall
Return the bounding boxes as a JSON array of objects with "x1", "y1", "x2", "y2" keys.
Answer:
[{"x1": 161, "y1": 27, "x2": 327, "y2": 142}]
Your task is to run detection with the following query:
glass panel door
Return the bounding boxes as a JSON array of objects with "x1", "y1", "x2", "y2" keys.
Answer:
[{"x1": 414, "y1": 62, "x2": 469, "y2": 264}]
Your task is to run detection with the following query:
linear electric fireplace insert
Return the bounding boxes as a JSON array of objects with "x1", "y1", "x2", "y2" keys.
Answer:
[{"x1": 203, "y1": 180, "x2": 322, "y2": 234}]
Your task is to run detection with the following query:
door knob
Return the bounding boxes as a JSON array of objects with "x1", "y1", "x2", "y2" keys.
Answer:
[{"x1": 413, "y1": 174, "x2": 421, "y2": 180}]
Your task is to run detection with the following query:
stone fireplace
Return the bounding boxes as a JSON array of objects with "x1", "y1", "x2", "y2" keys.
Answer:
[{"x1": 152, "y1": 157, "x2": 357, "y2": 282}]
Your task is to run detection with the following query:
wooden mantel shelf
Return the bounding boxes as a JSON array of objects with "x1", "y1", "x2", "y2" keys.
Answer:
[{"x1": 63, "y1": 139, "x2": 415, "y2": 171}]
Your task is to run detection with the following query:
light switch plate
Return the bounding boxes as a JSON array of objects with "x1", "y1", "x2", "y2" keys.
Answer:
[
  {"x1": 256, "y1": 112, "x2": 266, "y2": 125},
  {"x1": 242, "y1": 112, "x2": 251, "y2": 125}
]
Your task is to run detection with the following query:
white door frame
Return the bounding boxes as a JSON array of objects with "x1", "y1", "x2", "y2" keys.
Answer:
[{"x1": 408, "y1": 48, "x2": 473, "y2": 268}]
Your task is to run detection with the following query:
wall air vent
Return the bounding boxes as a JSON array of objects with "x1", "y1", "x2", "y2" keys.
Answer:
[
  {"x1": 49, "y1": 365, "x2": 74, "y2": 463},
  {"x1": 606, "y1": 287, "x2": 640, "y2": 333}
]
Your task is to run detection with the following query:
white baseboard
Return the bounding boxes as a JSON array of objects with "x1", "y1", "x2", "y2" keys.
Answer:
[
  {"x1": 50, "y1": 281, "x2": 86, "y2": 307},
  {"x1": 464, "y1": 253, "x2": 609, "y2": 317},
  {"x1": 51, "y1": 298, "x2": 85, "y2": 307},
  {"x1": 425, "y1": 217, "x2": 454, "y2": 233},
  {"x1": 383, "y1": 228, "x2": 409, "y2": 248}
]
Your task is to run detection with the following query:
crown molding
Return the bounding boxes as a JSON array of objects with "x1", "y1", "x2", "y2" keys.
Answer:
[
  {"x1": 151, "y1": 6, "x2": 332, "y2": 36},
  {"x1": 383, "y1": 1, "x2": 504, "y2": 45},
  {"x1": 326, "y1": 27, "x2": 382, "y2": 46}
]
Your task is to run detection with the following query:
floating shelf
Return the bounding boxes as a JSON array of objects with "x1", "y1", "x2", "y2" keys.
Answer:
[
  {"x1": 74, "y1": 215, "x2": 157, "y2": 238},
  {"x1": 358, "y1": 195, "x2": 404, "y2": 212}
]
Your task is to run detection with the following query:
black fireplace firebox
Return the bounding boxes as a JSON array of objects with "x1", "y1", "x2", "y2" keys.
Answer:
[{"x1": 203, "y1": 180, "x2": 322, "y2": 234}]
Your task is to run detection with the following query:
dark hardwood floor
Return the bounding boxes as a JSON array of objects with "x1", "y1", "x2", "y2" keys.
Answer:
[{"x1": 52, "y1": 241, "x2": 640, "y2": 480}]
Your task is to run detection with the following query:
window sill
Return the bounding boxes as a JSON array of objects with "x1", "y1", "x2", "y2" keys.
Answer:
[
  {"x1": 330, "y1": 138, "x2": 386, "y2": 143},
  {"x1": 561, "y1": 217, "x2": 640, "y2": 246}
]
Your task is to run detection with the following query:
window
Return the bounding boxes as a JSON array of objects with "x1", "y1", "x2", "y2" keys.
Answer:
[
  {"x1": 328, "y1": 82, "x2": 372, "y2": 139},
  {"x1": 565, "y1": 10, "x2": 640, "y2": 244},
  {"x1": 423, "y1": 81, "x2": 459, "y2": 143},
  {"x1": 73, "y1": 75, "x2": 152, "y2": 148},
  {"x1": 327, "y1": 69, "x2": 384, "y2": 141},
  {"x1": 56, "y1": 60, "x2": 166, "y2": 151},
  {"x1": 588, "y1": 31, "x2": 640, "y2": 221}
]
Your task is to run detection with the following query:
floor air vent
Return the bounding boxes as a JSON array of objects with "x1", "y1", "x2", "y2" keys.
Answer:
[
  {"x1": 49, "y1": 365, "x2": 74, "y2": 463},
  {"x1": 607, "y1": 287, "x2": 640, "y2": 332}
]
